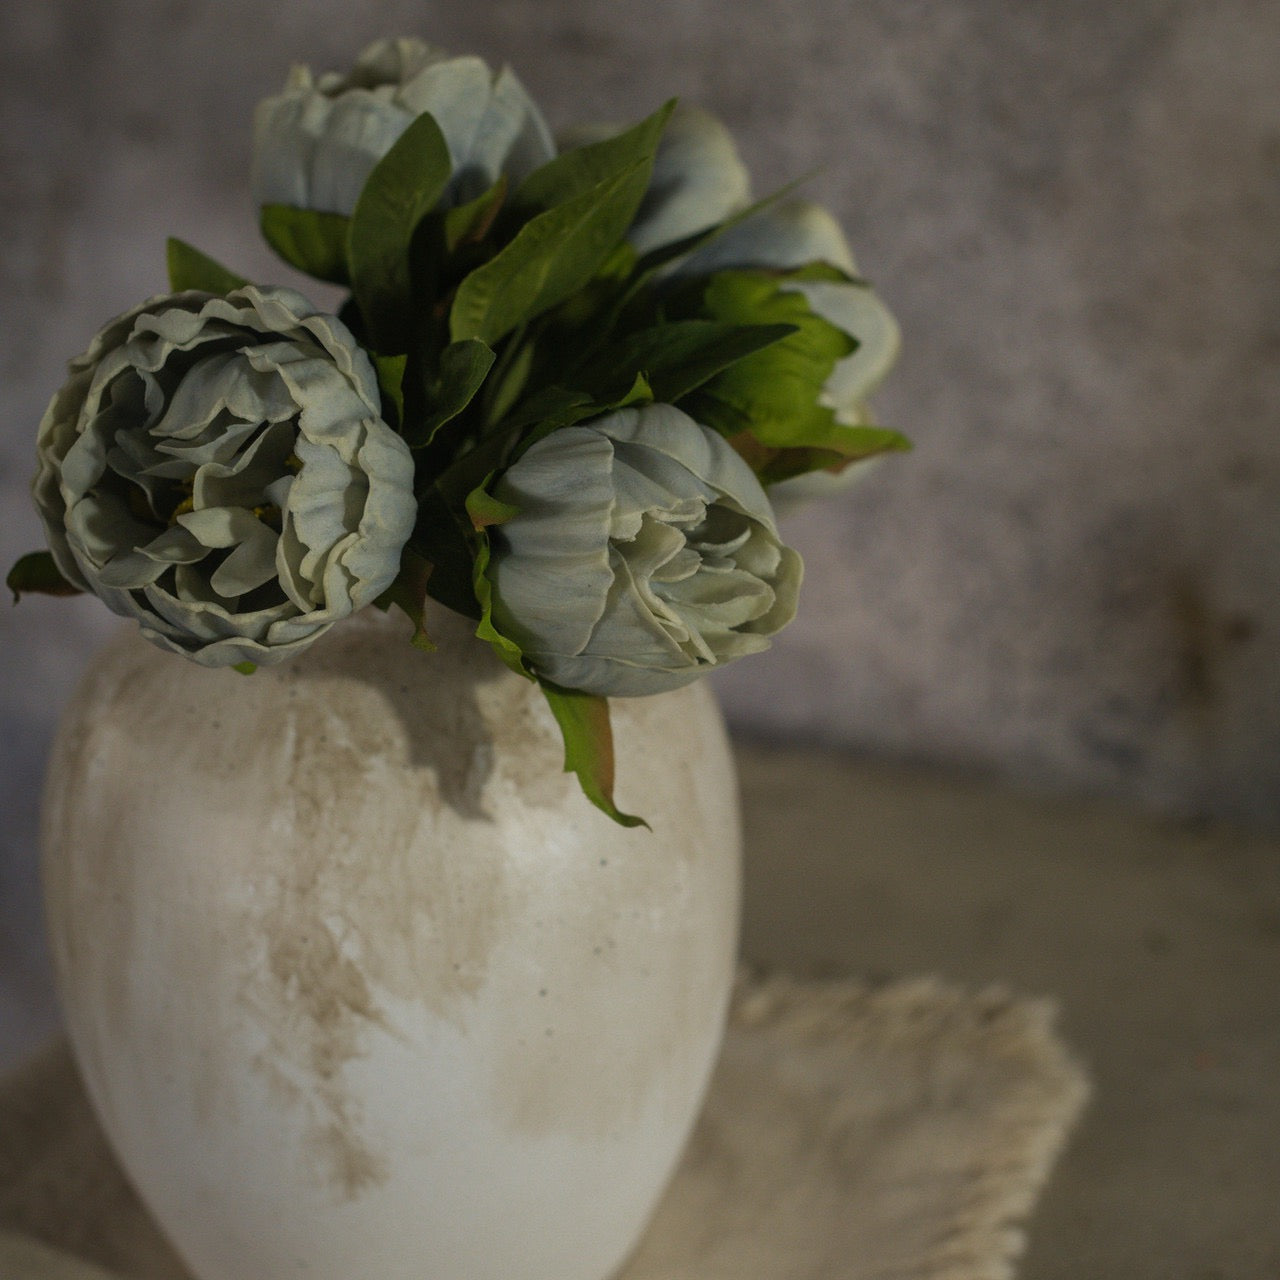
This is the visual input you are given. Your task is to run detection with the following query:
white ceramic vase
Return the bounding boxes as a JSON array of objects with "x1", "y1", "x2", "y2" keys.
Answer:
[{"x1": 41, "y1": 607, "x2": 741, "y2": 1280}]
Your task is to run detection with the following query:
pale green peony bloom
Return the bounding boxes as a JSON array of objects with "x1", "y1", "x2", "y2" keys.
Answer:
[
  {"x1": 252, "y1": 37, "x2": 556, "y2": 217},
  {"x1": 33, "y1": 286, "x2": 416, "y2": 667},
  {"x1": 487, "y1": 403, "x2": 802, "y2": 697}
]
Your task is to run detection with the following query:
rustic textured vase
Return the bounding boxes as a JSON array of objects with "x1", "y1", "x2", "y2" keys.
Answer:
[{"x1": 40, "y1": 608, "x2": 742, "y2": 1280}]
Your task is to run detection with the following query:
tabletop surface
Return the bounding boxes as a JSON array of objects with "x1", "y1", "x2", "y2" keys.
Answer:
[
  {"x1": 2, "y1": 741, "x2": 1278, "y2": 1278},
  {"x1": 732, "y1": 744, "x2": 1280, "y2": 1280}
]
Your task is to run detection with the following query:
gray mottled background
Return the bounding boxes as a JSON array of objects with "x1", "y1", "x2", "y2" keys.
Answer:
[{"x1": 1, "y1": 0, "x2": 1277, "y2": 1057}]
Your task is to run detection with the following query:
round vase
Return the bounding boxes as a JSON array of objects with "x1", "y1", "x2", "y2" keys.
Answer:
[{"x1": 40, "y1": 607, "x2": 742, "y2": 1280}]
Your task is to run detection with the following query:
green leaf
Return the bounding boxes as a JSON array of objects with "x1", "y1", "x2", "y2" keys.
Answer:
[
  {"x1": 348, "y1": 112, "x2": 453, "y2": 352},
  {"x1": 512, "y1": 101, "x2": 676, "y2": 214},
  {"x1": 444, "y1": 176, "x2": 508, "y2": 253},
  {"x1": 410, "y1": 480, "x2": 483, "y2": 618},
  {"x1": 728, "y1": 425, "x2": 911, "y2": 485},
  {"x1": 631, "y1": 171, "x2": 815, "y2": 279},
  {"x1": 232, "y1": 661, "x2": 258, "y2": 676},
  {"x1": 373, "y1": 353, "x2": 408, "y2": 428},
  {"x1": 465, "y1": 487, "x2": 519, "y2": 530},
  {"x1": 430, "y1": 369, "x2": 654, "y2": 516},
  {"x1": 374, "y1": 545, "x2": 436, "y2": 651},
  {"x1": 685, "y1": 270, "x2": 854, "y2": 449},
  {"x1": 260, "y1": 206, "x2": 351, "y2": 284},
  {"x1": 484, "y1": 369, "x2": 651, "y2": 457},
  {"x1": 482, "y1": 335, "x2": 539, "y2": 430},
  {"x1": 409, "y1": 339, "x2": 496, "y2": 448},
  {"x1": 667, "y1": 268, "x2": 912, "y2": 481},
  {"x1": 540, "y1": 684, "x2": 647, "y2": 828},
  {"x1": 449, "y1": 157, "x2": 659, "y2": 347},
  {"x1": 471, "y1": 521, "x2": 531, "y2": 680},
  {"x1": 6, "y1": 551, "x2": 81, "y2": 603},
  {"x1": 581, "y1": 319, "x2": 797, "y2": 405},
  {"x1": 166, "y1": 239, "x2": 250, "y2": 294},
  {"x1": 494, "y1": 385, "x2": 597, "y2": 435}
]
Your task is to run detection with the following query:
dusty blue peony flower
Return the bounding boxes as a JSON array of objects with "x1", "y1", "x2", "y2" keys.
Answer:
[
  {"x1": 487, "y1": 403, "x2": 802, "y2": 697},
  {"x1": 33, "y1": 286, "x2": 416, "y2": 667},
  {"x1": 252, "y1": 37, "x2": 556, "y2": 218}
]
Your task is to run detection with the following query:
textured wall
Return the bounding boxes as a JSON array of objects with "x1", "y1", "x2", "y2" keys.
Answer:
[{"x1": 2, "y1": 0, "x2": 1278, "y2": 1005}]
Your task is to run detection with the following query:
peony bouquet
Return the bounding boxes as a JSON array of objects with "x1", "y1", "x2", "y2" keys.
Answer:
[{"x1": 9, "y1": 37, "x2": 905, "y2": 824}]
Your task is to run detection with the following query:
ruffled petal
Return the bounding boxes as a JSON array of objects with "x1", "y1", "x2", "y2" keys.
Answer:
[
  {"x1": 485, "y1": 402, "x2": 802, "y2": 696},
  {"x1": 30, "y1": 284, "x2": 415, "y2": 668}
]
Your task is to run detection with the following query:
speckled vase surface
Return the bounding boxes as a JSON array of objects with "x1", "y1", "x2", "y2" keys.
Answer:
[{"x1": 40, "y1": 607, "x2": 742, "y2": 1280}]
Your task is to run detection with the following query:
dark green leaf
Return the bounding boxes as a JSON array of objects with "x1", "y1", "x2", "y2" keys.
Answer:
[
  {"x1": 432, "y1": 371, "x2": 653, "y2": 515},
  {"x1": 494, "y1": 385, "x2": 597, "y2": 435},
  {"x1": 449, "y1": 158, "x2": 658, "y2": 347},
  {"x1": 260, "y1": 206, "x2": 351, "y2": 284},
  {"x1": 348, "y1": 112, "x2": 453, "y2": 352},
  {"x1": 6, "y1": 551, "x2": 81, "y2": 603},
  {"x1": 632, "y1": 172, "x2": 815, "y2": 279},
  {"x1": 581, "y1": 319, "x2": 797, "y2": 404},
  {"x1": 374, "y1": 545, "x2": 436, "y2": 651},
  {"x1": 444, "y1": 177, "x2": 508, "y2": 253},
  {"x1": 411, "y1": 490, "x2": 483, "y2": 620},
  {"x1": 512, "y1": 101, "x2": 676, "y2": 214},
  {"x1": 489, "y1": 369, "x2": 653, "y2": 453},
  {"x1": 166, "y1": 239, "x2": 251, "y2": 294},
  {"x1": 540, "y1": 684, "x2": 647, "y2": 828},
  {"x1": 477, "y1": 329, "x2": 538, "y2": 430},
  {"x1": 409, "y1": 339, "x2": 496, "y2": 448}
]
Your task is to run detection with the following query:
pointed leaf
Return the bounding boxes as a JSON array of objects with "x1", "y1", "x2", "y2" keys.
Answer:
[
  {"x1": 374, "y1": 545, "x2": 436, "y2": 651},
  {"x1": 412, "y1": 486, "x2": 484, "y2": 619},
  {"x1": 348, "y1": 111, "x2": 453, "y2": 352},
  {"x1": 729, "y1": 427, "x2": 911, "y2": 485},
  {"x1": 609, "y1": 371, "x2": 656, "y2": 412},
  {"x1": 444, "y1": 176, "x2": 508, "y2": 253},
  {"x1": 432, "y1": 370, "x2": 654, "y2": 515},
  {"x1": 166, "y1": 239, "x2": 250, "y2": 294},
  {"x1": 582, "y1": 319, "x2": 797, "y2": 404},
  {"x1": 494, "y1": 385, "x2": 597, "y2": 436},
  {"x1": 260, "y1": 206, "x2": 351, "y2": 284},
  {"x1": 685, "y1": 270, "x2": 854, "y2": 450},
  {"x1": 465, "y1": 487, "x2": 519, "y2": 531},
  {"x1": 409, "y1": 339, "x2": 496, "y2": 448},
  {"x1": 6, "y1": 551, "x2": 81, "y2": 603},
  {"x1": 471, "y1": 523, "x2": 532, "y2": 679},
  {"x1": 373, "y1": 353, "x2": 408, "y2": 429},
  {"x1": 632, "y1": 172, "x2": 815, "y2": 278},
  {"x1": 513, "y1": 101, "x2": 676, "y2": 213},
  {"x1": 540, "y1": 684, "x2": 647, "y2": 828},
  {"x1": 449, "y1": 157, "x2": 658, "y2": 347}
]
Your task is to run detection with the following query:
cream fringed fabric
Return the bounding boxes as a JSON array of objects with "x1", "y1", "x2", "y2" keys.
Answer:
[
  {"x1": 621, "y1": 975, "x2": 1089, "y2": 1280},
  {"x1": 0, "y1": 972, "x2": 1087, "y2": 1280}
]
